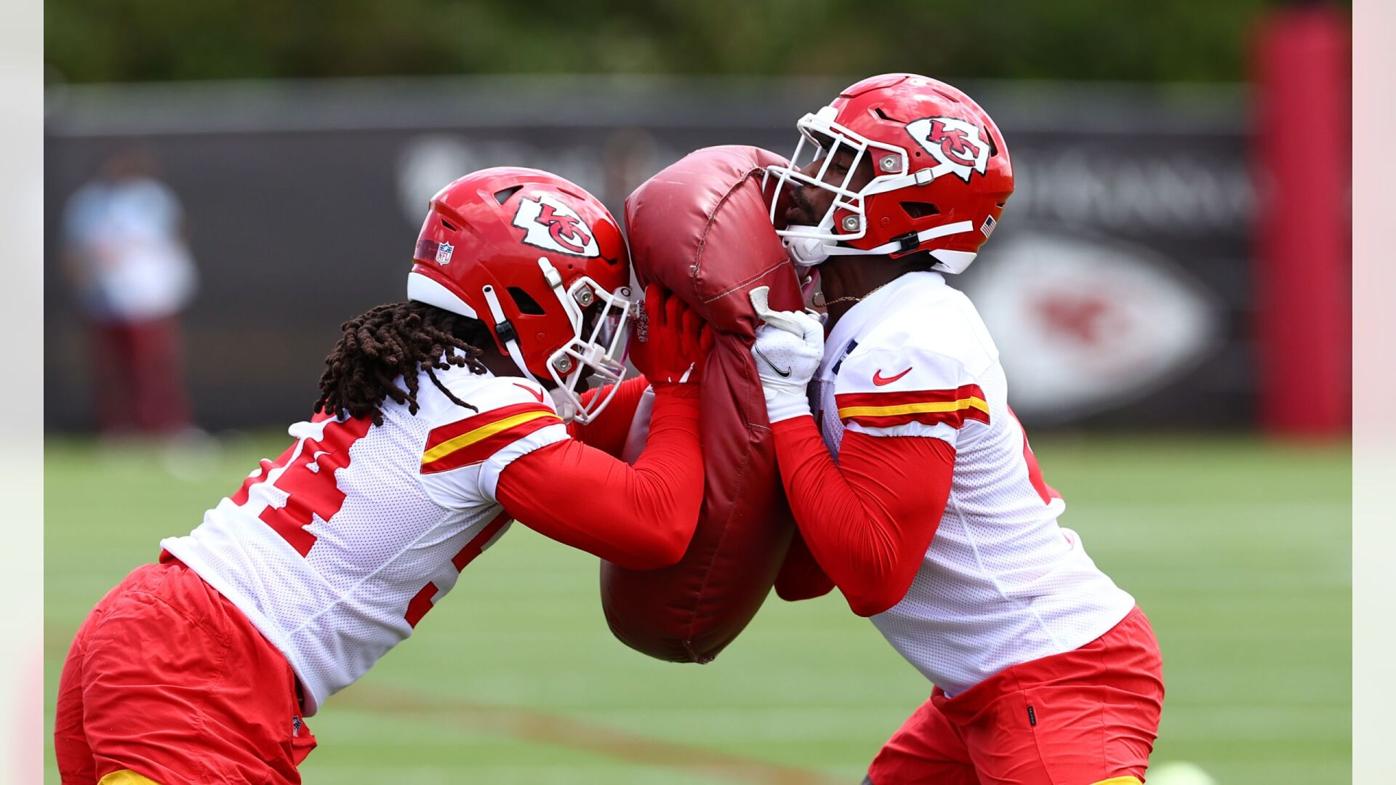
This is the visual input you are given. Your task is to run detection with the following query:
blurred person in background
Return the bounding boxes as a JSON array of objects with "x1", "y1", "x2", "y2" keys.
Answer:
[
  {"x1": 60, "y1": 147, "x2": 198, "y2": 440},
  {"x1": 53, "y1": 167, "x2": 711, "y2": 785},
  {"x1": 753, "y1": 74, "x2": 1164, "y2": 785}
]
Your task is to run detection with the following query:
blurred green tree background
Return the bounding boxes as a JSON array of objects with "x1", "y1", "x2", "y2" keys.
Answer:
[{"x1": 46, "y1": 0, "x2": 1322, "y2": 84}]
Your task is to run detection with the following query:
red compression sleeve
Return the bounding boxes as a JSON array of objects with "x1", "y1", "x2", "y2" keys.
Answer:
[
  {"x1": 496, "y1": 384, "x2": 702, "y2": 570},
  {"x1": 771, "y1": 416, "x2": 955, "y2": 617},
  {"x1": 567, "y1": 376, "x2": 651, "y2": 457}
]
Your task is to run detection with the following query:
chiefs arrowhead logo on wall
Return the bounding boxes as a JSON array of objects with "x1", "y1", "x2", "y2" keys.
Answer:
[
  {"x1": 964, "y1": 229, "x2": 1218, "y2": 424},
  {"x1": 906, "y1": 116, "x2": 991, "y2": 182},
  {"x1": 511, "y1": 193, "x2": 600, "y2": 257}
]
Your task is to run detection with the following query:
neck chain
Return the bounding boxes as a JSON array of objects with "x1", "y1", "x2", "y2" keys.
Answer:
[
  {"x1": 817, "y1": 280, "x2": 893, "y2": 309},
  {"x1": 821, "y1": 294, "x2": 862, "y2": 307}
]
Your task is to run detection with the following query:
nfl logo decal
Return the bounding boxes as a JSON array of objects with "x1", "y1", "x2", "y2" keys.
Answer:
[{"x1": 435, "y1": 242, "x2": 454, "y2": 265}]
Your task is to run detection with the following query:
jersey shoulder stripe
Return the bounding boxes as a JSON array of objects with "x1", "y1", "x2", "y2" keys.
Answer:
[
  {"x1": 421, "y1": 402, "x2": 562, "y2": 474},
  {"x1": 836, "y1": 384, "x2": 989, "y2": 428}
]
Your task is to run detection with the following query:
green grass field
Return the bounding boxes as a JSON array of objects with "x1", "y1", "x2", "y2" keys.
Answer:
[{"x1": 44, "y1": 433, "x2": 1350, "y2": 784}]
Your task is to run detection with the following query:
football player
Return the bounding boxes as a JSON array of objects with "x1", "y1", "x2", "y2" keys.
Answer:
[
  {"x1": 54, "y1": 168, "x2": 710, "y2": 785},
  {"x1": 751, "y1": 75, "x2": 1164, "y2": 784}
]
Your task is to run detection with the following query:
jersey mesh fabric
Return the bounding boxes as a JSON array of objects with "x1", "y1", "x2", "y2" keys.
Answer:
[
  {"x1": 816, "y1": 272, "x2": 1135, "y2": 696},
  {"x1": 161, "y1": 365, "x2": 566, "y2": 714}
]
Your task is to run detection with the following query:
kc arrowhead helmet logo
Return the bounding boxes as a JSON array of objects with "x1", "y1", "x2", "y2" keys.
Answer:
[
  {"x1": 906, "y1": 116, "x2": 991, "y2": 182},
  {"x1": 512, "y1": 193, "x2": 600, "y2": 258}
]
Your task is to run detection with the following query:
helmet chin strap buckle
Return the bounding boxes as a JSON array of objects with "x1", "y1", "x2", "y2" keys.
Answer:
[{"x1": 481, "y1": 284, "x2": 539, "y2": 384}]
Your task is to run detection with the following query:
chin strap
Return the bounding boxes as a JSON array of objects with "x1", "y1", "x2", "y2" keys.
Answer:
[
  {"x1": 481, "y1": 284, "x2": 539, "y2": 384},
  {"x1": 783, "y1": 231, "x2": 834, "y2": 267},
  {"x1": 783, "y1": 220, "x2": 977, "y2": 269}
]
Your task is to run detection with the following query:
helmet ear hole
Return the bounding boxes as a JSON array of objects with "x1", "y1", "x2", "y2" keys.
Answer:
[
  {"x1": 507, "y1": 287, "x2": 545, "y2": 315},
  {"x1": 900, "y1": 201, "x2": 941, "y2": 219}
]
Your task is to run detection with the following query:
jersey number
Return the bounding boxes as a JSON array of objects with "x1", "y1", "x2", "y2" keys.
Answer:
[
  {"x1": 229, "y1": 414, "x2": 373, "y2": 556},
  {"x1": 404, "y1": 511, "x2": 511, "y2": 628}
]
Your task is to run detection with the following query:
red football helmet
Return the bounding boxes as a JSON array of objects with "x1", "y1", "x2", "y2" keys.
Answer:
[
  {"x1": 764, "y1": 73, "x2": 1014, "y2": 274},
  {"x1": 407, "y1": 167, "x2": 634, "y2": 423}
]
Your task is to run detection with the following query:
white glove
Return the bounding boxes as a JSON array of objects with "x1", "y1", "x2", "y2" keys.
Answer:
[{"x1": 749, "y1": 287, "x2": 824, "y2": 423}]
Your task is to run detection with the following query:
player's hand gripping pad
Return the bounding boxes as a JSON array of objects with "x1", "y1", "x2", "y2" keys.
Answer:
[{"x1": 601, "y1": 145, "x2": 805, "y2": 662}]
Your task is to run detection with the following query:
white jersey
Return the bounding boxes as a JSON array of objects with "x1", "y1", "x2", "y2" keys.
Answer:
[
  {"x1": 162, "y1": 364, "x2": 567, "y2": 714},
  {"x1": 814, "y1": 271, "x2": 1134, "y2": 696}
]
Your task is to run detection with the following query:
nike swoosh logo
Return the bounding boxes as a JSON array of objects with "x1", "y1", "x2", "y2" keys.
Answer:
[
  {"x1": 754, "y1": 348, "x2": 792, "y2": 378},
  {"x1": 512, "y1": 382, "x2": 545, "y2": 402},
  {"x1": 872, "y1": 367, "x2": 912, "y2": 386}
]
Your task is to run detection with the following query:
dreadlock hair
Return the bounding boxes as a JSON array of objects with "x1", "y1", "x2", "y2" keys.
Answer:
[{"x1": 314, "y1": 301, "x2": 493, "y2": 425}]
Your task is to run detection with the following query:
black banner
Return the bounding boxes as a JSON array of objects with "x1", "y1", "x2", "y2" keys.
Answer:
[{"x1": 45, "y1": 77, "x2": 1252, "y2": 431}]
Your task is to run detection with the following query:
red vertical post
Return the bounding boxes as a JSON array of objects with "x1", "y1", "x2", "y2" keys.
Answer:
[{"x1": 1253, "y1": 6, "x2": 1351, "y2": 436}]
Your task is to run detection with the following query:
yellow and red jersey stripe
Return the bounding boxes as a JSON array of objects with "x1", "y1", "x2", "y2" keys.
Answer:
[
  {"x1": 98, "y1": 773, "x2": 163, "y2": 785},
  {"x1": 836, "y1": 384, "x2": 990, "y2": 429},
  {"x1": 420, "y1": 402, "x2": 562, "y2": 474}
]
